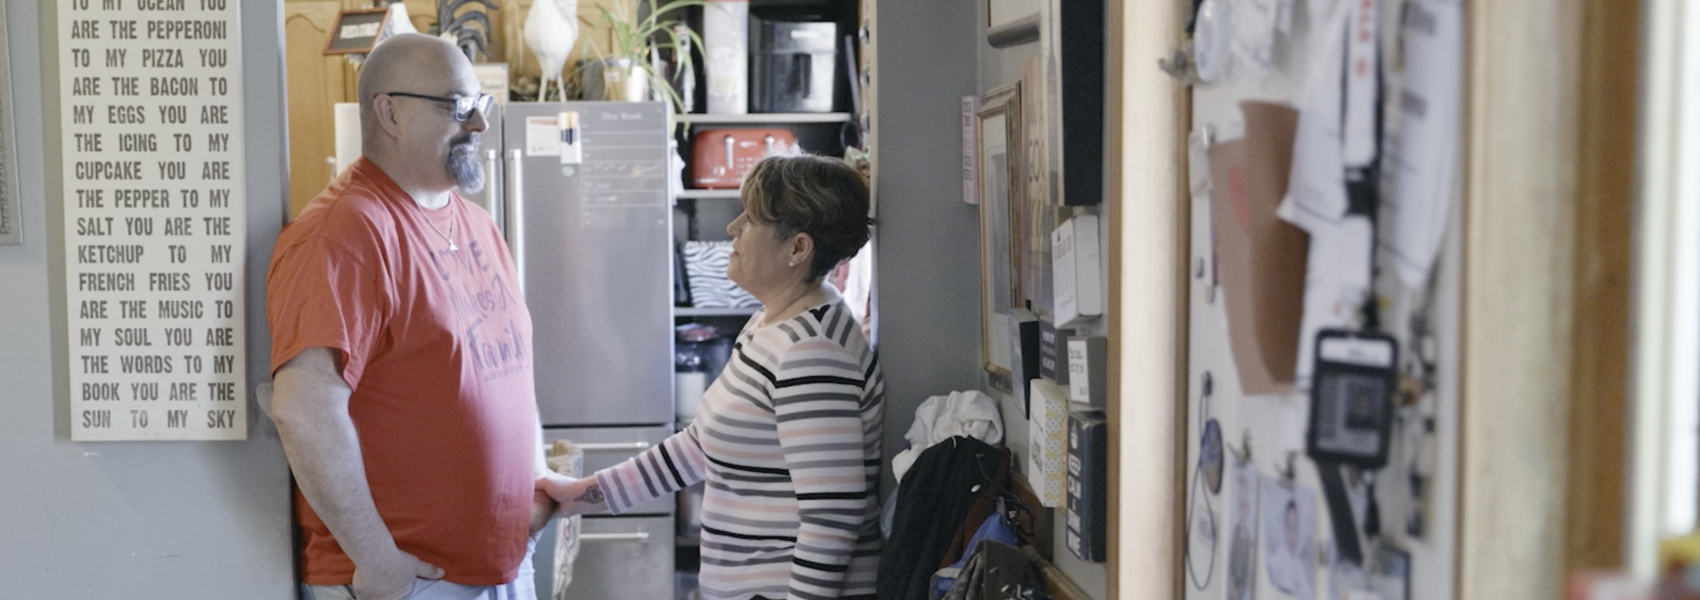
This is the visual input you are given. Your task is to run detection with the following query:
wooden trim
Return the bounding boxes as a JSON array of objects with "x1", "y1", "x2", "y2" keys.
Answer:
[
  {"x1": 1459, "y1": 0, "x2": 1590, "y2": 596},
  {"x1": 1564, "y1": 0, "x2": 1639, "y2": 573},
  {"x1": 1104, "y1": 0, "x2": 1186, "y2": 598},
  {"x1": 1028, "y1": 546, "x2": 1095, "y2": 600}
]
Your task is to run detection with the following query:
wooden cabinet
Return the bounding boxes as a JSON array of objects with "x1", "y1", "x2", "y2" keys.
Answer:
[{"x1": 284, "y1": 0, "x2": 358, "y2": 217}]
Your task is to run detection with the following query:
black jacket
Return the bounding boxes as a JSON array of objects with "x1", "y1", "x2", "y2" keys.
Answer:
[{"x1": 876, "y1": 436, "x2": 1008, "y2": 600}]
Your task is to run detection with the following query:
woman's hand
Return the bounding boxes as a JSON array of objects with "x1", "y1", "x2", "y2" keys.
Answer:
[{"x1": 535, "y1": 472, "x2": 610, "y2": 517}]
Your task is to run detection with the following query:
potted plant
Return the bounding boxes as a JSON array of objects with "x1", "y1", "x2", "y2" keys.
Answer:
[{"x1": 578, "y1": 0, "x2": 706, "y2": 110}]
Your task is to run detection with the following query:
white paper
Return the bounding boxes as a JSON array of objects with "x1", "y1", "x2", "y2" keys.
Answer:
[
  {"x1": 1232, "y1": 0, "x2": 1279, "y2": 76},
  {"x1": 962, "y1": 96, "x2": 980, "y2": 205},
  {"x1": 1280, "y1": 1, "x2": 1353, "y2": 228},
  {"x1": 1293, "y1": 215, "x2": 1374, "y2": 386},
  {"x1": 1384, "y1": 0, "x2": 1463, "y2": 287},
  {"x1": 1341, "y1": 0, "x2": 1378, "y2": 168},
  {"x1": 61, "y1": 0, "x2": 249, "y2": 441},
  {"x1": 526, "y1": 116, "x2": 560, "y2": 156}
]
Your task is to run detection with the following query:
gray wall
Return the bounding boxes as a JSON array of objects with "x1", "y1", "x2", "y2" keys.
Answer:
[
  {"x1": 0, "y1": 0, "x2": 295, "y2": 596},
  {"x1": 872, "y1": 0, "x2": 985, "y2": 478}
]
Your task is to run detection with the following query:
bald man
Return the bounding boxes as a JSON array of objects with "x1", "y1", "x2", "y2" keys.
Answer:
[{"x1": 267, "y1": 34, "x2": 553, "y2": 600}]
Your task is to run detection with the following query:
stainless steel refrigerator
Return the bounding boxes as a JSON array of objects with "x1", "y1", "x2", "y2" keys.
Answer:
[{"x1": 474, "y1": 101, "x2": 679, "y2": 599}]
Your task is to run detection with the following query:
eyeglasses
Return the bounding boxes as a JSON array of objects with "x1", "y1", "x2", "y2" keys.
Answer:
[{"x1": 384, "y1": 91, "x2": 494, "y2": 122}]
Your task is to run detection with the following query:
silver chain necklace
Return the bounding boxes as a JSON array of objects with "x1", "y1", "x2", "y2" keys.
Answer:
[{"x1": 419, "y1": 202, "x2": 457, "y2": 252}]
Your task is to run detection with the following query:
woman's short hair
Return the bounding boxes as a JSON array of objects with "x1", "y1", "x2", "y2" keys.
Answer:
[{"x1": 739, "y1": 154, "x2": 873, "y2": 281}]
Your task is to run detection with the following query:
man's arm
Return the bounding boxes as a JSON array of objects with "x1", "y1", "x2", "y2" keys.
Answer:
[
  {"x1": 270, "y1": 347, "x2": 442, "y2": 600},
  {"x1": 530, "y1": 422, "x2": 559, "y2": 537}
]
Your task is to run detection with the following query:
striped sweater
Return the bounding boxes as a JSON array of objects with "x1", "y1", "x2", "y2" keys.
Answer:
[{"x1": 596, "y1": 299, "x2": 884, "y2": 600}]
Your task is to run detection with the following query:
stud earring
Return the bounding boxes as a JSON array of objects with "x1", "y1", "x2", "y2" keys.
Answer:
[{"x1": 788, "y1": 261, "x2": 796, "y2": 267}]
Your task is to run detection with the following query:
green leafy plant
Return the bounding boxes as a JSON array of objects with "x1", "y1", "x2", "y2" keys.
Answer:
[{"x1": 576, "y1": 0, "x2": 708, "y2": 115}]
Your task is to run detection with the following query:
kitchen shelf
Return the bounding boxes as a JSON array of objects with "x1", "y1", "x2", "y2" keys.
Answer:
[
  {"x1": 676, "y1": 189, "x2": 742, "y2": 200},
  {"x1": 674, "y1": 307, "x2": 760, "y2": 317},
  {"x1": 680, "y1": 112, "x2": 853, "y2": 124}
]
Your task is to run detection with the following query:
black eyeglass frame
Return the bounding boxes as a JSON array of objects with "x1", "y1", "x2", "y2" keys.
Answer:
[{"x1": 384, "y1": 91, "x2": 494, "y2": 122}]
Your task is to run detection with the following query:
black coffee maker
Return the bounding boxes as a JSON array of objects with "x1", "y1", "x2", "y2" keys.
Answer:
[{"x1": 749, "y1": 17, "x2": 838, "y2": 113}]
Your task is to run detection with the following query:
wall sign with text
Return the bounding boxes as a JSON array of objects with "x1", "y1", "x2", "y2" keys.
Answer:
[{"x1": 59, "y1": 0, "x2": 247, "y2": 441}]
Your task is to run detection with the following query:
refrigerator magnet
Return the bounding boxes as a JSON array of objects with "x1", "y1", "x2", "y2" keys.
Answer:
[
  {"x1": 559, "y1": 111, "x2": 583, "y2": 164},
  {"x1": 525, "y1": 116, "x2": 560, "y2": 156}
]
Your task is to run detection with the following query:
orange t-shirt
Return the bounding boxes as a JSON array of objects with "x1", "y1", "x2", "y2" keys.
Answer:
[{"x1": 267, "y1": 158, "x2": 537, "y2": 586}]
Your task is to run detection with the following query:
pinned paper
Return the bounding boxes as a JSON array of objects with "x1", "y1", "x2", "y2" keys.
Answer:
[
  {"x1": 1281, "y1": 0, "x2": 1353, "y2": 229},
  {"x1": 1232, "y1": 0, "x2": 1279, "y2": 77},
  {"x1": 1261, "y1": 476, "x2": 1318, "y2": 600},
  {"x1": 525, "y1": 116, "x2": 560, "y2": 156},
  {"x1": 1385, "y1": 0, "x2": 1463, "y2": 287},
  {"x1": 1342, "y1": 0, "x2": 1379, "y2": 168},
  {"x1": 1227, "y1": 460, "x2": 1261, "y2": 600},
  {"x1": 1210, "y1": 102, "x2": 1308, "y2": 395},
  {"x1": 1293, "y1": 215, "x2": 1373, "y2": 386}
]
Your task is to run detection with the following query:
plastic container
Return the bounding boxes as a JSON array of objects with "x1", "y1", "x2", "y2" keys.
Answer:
[{"x1": 676, "y1": 324, "x2": 718, "y2": 420}]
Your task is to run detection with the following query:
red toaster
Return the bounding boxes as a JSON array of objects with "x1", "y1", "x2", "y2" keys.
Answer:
[{"x1": 690, "y1": 128, "x2": 797, "y2": 189}]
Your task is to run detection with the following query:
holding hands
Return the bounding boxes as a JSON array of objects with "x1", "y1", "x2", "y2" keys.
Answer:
[{"x1": 536, "y1": 472, "x2": 611, "y2": 517}]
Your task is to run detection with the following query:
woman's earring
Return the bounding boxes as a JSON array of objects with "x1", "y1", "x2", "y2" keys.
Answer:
[{"x1": 788, "y1": 261, "x2": 795, "y2": 267}]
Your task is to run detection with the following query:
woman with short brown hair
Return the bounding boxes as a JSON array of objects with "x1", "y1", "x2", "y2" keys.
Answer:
[{"x1": 539, "y1": 154, "x2": 883, "y2": 600}]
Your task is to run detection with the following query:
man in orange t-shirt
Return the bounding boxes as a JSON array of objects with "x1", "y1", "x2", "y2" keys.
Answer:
[{"x1": 267, "y1": 34, "x2": 555, "y2": 600}]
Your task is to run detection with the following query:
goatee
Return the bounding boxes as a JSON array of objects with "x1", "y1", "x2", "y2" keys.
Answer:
[{"x1": 447, "y1": 135, "x2": 484, "y2": 193}]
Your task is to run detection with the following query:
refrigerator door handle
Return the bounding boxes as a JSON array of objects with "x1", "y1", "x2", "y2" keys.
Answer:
[
  {"x1": 505, "y1": 148, "x2": 525, "y2": 296},
  {"x1": 485, "y1": 149, "x2": 502, "y2": 232},
  {"x1": 574, "y1": 441, "x2": 655, "y2": 451},
  {"x1": 578, "y1": 532, "x2": 652, "y2": 544}
]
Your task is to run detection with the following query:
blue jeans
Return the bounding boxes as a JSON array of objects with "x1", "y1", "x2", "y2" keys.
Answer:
[{"x1": 301, "y1": 538, "x2": 537, "y2": 600}]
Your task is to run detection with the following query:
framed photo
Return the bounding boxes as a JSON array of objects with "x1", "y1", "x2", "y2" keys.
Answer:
[
  {"x1": 0, "y1": 0, "x2": 21, "y2": 246},
  {"x1": 323, "y1": 8, "x2": 392, "y2": 56},
  {"x1": 986, "y1": 0, "x2": 1040, "y2": 47},
  {"x1": 978, "y1": 83, "x2": 1022, "y2": 387}
]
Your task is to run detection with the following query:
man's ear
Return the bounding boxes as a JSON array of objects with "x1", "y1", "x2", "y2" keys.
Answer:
[{"x1": 373, "y1": 95, "x2": 403, "y2": 137}]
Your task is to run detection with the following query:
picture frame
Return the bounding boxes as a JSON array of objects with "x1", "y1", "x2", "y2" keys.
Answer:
[
  {"x1": 978, "y1": 83, "x2": 1022, "y2": 388},
  {"x1": 986, "y1": 0, "x2": 1040, "y2": 48},
  {"x1": 323, "y1": 8, "x2": 392, "y2": 56},
  {"x1": 0, "y1": 0, "x2": 21, "y2": 246}
]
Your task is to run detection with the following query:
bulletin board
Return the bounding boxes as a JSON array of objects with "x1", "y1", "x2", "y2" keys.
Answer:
[{"x1": 1178, "y1": 0, "x2": 1463, "y2": 599}]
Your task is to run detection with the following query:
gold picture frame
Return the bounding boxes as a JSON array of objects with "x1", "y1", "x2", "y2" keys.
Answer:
[{"x1": 978, "y1": 83, "x2": 1022, "y2": 390}]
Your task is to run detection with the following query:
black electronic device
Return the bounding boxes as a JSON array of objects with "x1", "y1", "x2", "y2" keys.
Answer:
[
  {"x1": 1306, "y1": 330, "x2": 1398, "y2": 468},
  {"x1": 750, "y1": 18, "x2": 839, "y2": 113},
  {"x1": 1307, "y1": 329, "x2": 1398, "y2": 566}
]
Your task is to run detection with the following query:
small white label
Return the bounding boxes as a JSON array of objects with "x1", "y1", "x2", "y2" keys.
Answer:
[
  {"x1": 1068, "y1": 339, "x2": 1090, "y2": 401},
  {"x1": 526, "y1": 117, "x2": 560, "y2": 156},
  {"x1": 1318, "y1": 336, "x2": 1394, "y2": 367}
]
